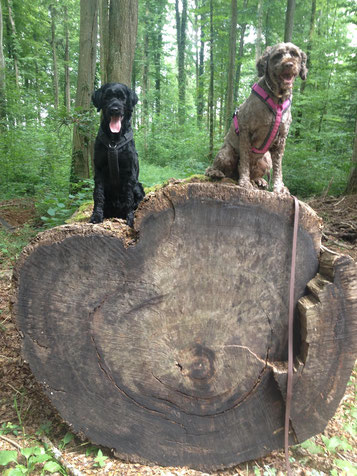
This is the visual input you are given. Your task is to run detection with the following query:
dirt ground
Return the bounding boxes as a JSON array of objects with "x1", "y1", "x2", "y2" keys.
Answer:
[{"x1": 0, "y1": 194, "x2": 356, "y2": 475}]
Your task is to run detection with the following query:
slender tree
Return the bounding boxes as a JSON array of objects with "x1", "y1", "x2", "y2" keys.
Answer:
[
  {"x1": 0, "y1": 0, "x2": 6, "y2": 127},
  {"x1": 152, "y1": 0, "x2": 166, "y2": 116},
  {"x1": 99, "y1": 0, "x2": 109, "y2": 84},
  {"x1": 284, "y1": 0, "x2": 296, "y2": 42},
  {"x1": 196, "y1": 1, "x2": 205, "y2": 125},
  {"x1": 255, "y1": 0, "x2": 263, "y2": 62},
  {"x1": 142, "y1": 5, "x2": 149, "y2": 126},
  {"x1": 346, "y1": 119, "x2": 357, "y2": 194},
  {"x1": 234, "y1": 0, "x2": 248, "y2": 104},
  {"x1": 225, "y1": 0, "x2": 237, "y2": 132},
  {"x1": 64, "y1": 5, "x2": 71, "y2": 112},
  {"x1": 6, "y1": 0, "x2": 19, "y2": 87},
  {"x1": 49, "y1": 4, "x2": 59, "y2": 110},
  {"x1": 208, "y1": 0, "x2": 214, "y2": 159},
  {"x1": 295, "y1": 0, "x2": 316, "y2": 138},
  {"x1": 70, "y1": 0, "x2": 98, "y2": 188},
  {"x1": 175, "y1": 0, "x2": 188, "y2": 125}
]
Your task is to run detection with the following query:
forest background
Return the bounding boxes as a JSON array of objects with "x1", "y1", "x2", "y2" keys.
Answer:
[
  {"x1": 0, "y1": 0, "x2": 356, "y2": 233},
  {"x1": 0, "y1": 1, "x2": 356, "y2": 475}
]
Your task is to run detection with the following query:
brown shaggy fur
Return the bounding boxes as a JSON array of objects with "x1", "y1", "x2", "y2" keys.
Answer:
[{"x1": 206, "y1": 42, "x2": 308, "y2": 194}]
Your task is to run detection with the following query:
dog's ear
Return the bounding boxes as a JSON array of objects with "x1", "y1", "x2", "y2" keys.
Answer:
[
  {"x1": 128, "y1": 87, "x2": 138, "y2": 109},
  {"x1": 256, "y1": 47, "x2": 272, "y2": 77},
  {"x1": 299, "y1": 50, "x2": 308, "y2": 80},
  {"x1": 92, "y1": 87, "x2": 103, "y2": 112}
]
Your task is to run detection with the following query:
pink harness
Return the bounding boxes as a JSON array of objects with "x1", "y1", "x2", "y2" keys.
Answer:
[{"x1": 233, "y1": 83, "x2": 291, "y2": 154}]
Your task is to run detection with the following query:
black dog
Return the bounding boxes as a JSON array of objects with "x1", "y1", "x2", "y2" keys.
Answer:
[{"x1": 90, "y1": 82, "x2": 145, "y2": 227}]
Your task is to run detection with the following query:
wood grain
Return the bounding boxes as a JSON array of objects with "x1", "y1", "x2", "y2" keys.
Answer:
[{"x1": 12, "y1": 182, "x2": 356, "y2": 470}]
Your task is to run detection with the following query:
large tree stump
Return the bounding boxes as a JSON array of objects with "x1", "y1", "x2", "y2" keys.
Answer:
[{"x1": 12, "y1": 182, "x2": 357, "y2": 470}]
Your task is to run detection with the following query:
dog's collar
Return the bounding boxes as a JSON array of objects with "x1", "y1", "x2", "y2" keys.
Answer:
[{"x1": 98, "y1": 126, "x2": 134, "y2": 151}]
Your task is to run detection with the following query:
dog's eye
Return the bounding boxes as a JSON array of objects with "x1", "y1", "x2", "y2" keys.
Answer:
[
  {"x1": 290, "y1": 50, "x2": 299, "y2": 57},
  {"x1": 273, "y1": 53, "x2": 283, "y2": 61}
]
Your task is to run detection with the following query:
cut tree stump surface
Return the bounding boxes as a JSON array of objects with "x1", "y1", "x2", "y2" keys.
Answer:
[{"x1": 11, "y1": 182, "x2": 357, "y2": 470}]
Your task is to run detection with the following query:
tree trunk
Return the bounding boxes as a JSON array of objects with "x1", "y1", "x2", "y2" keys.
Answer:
[
  {"x1": 255, "y1": 0, "x2": 263, "y2": 62},
  {"x1": 175, "y1": 0, "x2": 187, "y2": 125},
  {"x1": 6, "y1": 0, "x2": 19, "y2": 87},
  {"x1": 107, "y1": 0, "x2": 138, "y2": 85},
  {"x1": 12, "y1": 182, "x2": 357, "y2": 470},
  {"x1": 196, "y1": 4, "x2": 205, "y2": 126},
  {"x1": 99, "y1": 0, "x2": 109, "y2": 84},
  {"x1": 208, "y1": 0, "x2": 214, "y2": 160},
  {"x1": 49, "y1": 5, "x2": 59, "y2": 110},
  {"x1": 0, "y1": 0, "x2": 6, "y2": 128},
  {"x1": 284, "y1": 0, "x2": 296, "y2": 43},
  {"x1": 64, "y1": 6, "x2": 71, "y2": 113},
  {"x1": 225, "y1": 0, "x2": 237, "y2": 132},
  {"x1": 345, "y1": 118, "x2": 357, "y2": 194},
  {"x1": 153, "y1": 1, "x2": 165, "y2": 116},
  {"x1": 295, "y1": 0, "x2": 316, "y2": 138},
  {"x1": 142, "y1": 8, "x2": 149, "y2": 127},
  {"x1": 70, "y1": 0, "x2": 98, "y2": 188},
  {"x1": 234, "y1": 0, "x2": 248, "y2": 104}
]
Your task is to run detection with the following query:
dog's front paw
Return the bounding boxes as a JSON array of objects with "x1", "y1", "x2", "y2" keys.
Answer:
[
  {"x1": 252, "y1": 178, "x2": 269, "y2": 189},
  {"x1": 205, "y1": 167, "x2": 225, "y2": 180},
  {"x1": 238, "y1": 178, "x2": 254, "y2": 189},
  {"x1": 89, "y1": 212, "x2": 103, "y2": 224},
  {"x1": 126, "y1": 212, "x2": 134, "y2": 228},
  {"x1": 273, "y1": 183, "x2": 290, "y2": 195}
]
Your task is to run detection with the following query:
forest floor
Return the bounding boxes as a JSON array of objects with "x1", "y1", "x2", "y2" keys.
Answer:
[{"x1": 0, "y1": 193, "x2": 356, "y2": 476}]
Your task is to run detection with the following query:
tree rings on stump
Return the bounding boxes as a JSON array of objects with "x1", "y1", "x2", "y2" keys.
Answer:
[{"x1": 12, "y1": 182, "x2": 357, "y2": 470}]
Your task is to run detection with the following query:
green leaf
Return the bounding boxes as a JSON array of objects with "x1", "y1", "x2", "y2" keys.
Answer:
[
  {"x1": 334, "y1": 458, "x2": 357, "y2": 475},
  {"x1": 300, "y1": 438, "x2": 324, "y2": 455},
  {"x1": 21, "y1": 446, "x2": 38, "y2": 459},
  {"x1": 43, "y1": 460, "x2": 63, "y2": 473},
  {"x1": 29, "y1": 453, "x2": 51, "y2": 465},
  {"x1": 6, "y1": 465, "x2": 27, "y2": 475},
  {"x1": 0, "y1": 450, "x2": 18, "y2": 466},
  {"x1": 47, "y1": 208, "x2": 57, "y2": 217},
  {"x1": 60, "y1": 432, "x2": 74, "y2": 448},
  {"x1": 93, "y1": 449, "x2": 108, "y2": 468}
]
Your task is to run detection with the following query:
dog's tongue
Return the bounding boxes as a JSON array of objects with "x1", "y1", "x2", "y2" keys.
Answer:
[
  {"x1": 282, "y1": 73, "x2": 294, "y2": 85},
  {"x1": 110, "y1": 116, "x2": 122, "y2": 133}
]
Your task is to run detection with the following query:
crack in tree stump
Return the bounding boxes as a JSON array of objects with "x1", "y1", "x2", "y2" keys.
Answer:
[{"x1": 11, "y1": 182, "x2": 357, "y2": 470}]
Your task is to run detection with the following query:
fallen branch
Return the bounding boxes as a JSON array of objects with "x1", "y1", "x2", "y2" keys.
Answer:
[
  {"x1": 37, "y1": 435, "x2": 85, "y2": 476},
  {"x1": 0, "y1": 433, "x2": 22, "y2": 451}
]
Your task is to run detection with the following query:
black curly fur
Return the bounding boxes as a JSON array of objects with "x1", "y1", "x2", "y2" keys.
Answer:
[{"x1": 90, "y1": 83, "x2": 145, "y2": 227}]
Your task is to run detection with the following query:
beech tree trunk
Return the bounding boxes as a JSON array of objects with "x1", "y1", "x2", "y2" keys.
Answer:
[
  {"x1": 70, "y1": 0, "x2": 98, "y2": 188},
  {"x1": 225, "y1": 0, "x2": 237, "y2": 132},
  {"x1": 12, "y1": 182, "x2": 357, "y2": 471},
  {"x1": 255, "y1": 0, "x2": 263, "y2": 63},
  {"x1": 0, "y1": 1, "x2": 6, "y2": 127},
  {"x1": 284, "y1": 0, "x2": 296, "y2": 43},
  {"x1": 6, "y1": 0, "x2": 19, "y2": 88},
  {"x1": 107, "y1": 0, "x2": 138, "y2": 85},
  {"x1": 99, "y1": 0, "x2": 109, "y2": 84},
  {"x1": 175, "y1": 0, "x2": 188, "y2": 125},
  {"x1": 234, "y1": 0, "x2": 248, "y2": 104},
  {"x1": 64, "y1": 6, "x2": 71, "y2": 113},
  {"x1": 49, "y1": 5, "x2": 59, "y2": 110},
  {"x1": 346, "y1": 118, "x2": 357, "y2": 194}
]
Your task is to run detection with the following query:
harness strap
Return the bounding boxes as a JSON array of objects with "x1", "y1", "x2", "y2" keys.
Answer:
[
  {"x1": 285, "y1": 195, "x2": 299, "y2": 476},
  {"x1": 98, "y1": 127, "x2": 134, "y2": 189},
  {"x1": 233, "y1": 83, "x2": 291, "y2": 155}
]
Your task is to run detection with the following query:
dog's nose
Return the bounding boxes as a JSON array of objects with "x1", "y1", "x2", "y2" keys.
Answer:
[
  {"x1": 285, "y1": 62, "x2": 294, "y2": 68},
  {"x1": 110, "y1": 106, "x2": 120, "y2": 115}
]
